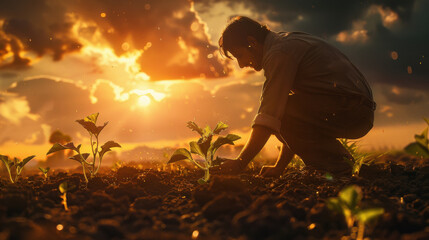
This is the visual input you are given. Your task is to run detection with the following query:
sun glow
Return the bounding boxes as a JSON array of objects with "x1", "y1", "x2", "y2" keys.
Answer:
[{"x1": 138, "y1": 95, "x2": 151, "y2": 107}]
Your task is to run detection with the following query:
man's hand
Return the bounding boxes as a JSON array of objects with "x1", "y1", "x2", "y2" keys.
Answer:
[
  {"x1": 216, "y1": 158, "x2": 246, "y2": 174},
  {"x1": 259, "y1": 165, "x2": 284, "y2": 178}
]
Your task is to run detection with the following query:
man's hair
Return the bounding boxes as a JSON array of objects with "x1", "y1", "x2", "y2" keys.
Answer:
[{"x1": 218, "y1": 16, "x2": 270, "y2": 59}]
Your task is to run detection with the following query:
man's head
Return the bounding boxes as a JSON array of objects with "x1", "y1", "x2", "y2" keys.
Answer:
[{"x1": 219, "y1": 16, "x2": 270, "y2": 71}]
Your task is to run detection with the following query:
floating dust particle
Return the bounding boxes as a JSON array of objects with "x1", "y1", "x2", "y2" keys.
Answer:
[
  {"x1": 390, "y1": 51, "x2": 398, "y2": 60},
  {"x1": 407, "y1": 66, "x2": 412, "y2": 74},
  {"x1": 56, "y1": 224, "x2": 64, "y2": 231},
  {"x1": 192, "y1": 230, "x2": 199, "y2": 239},
  {"x1": 122, "y1": 42, "x2": 130, "y2": 51},
  {"x1": 144, "y1": 4, "x2": 151, "y2": 10}
]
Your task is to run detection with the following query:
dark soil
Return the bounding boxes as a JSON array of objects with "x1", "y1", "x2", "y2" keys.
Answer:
[{"x1": 1, "y1": 153, "x2": 429, "y2": 240}]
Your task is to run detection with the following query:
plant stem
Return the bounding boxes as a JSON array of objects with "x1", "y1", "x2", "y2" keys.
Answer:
[
  {"x1": 81, "y1": 162, "x2": 88, "y2": 183},
  {"x1": 90, "y1": 134, "x2": 96, "y2": 174},
  {"x1": 5, "y1": 165, "x2": 14, "y2": 183},
  {"x1": 61, "y1": 193, "x2": 68, "y2": 211},
  {"x1": 357, "y1": 222, "x2": 365, "y2": 240},
  {"x1": 94, "y1": 135, "x2": 100, "y2": 175},
  {"x1": 203, "y1": 168, "x2": 210, "y2": 182}
]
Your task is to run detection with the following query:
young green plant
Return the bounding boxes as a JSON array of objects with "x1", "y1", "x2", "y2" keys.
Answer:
[
  {"x1": 404, "y1": 117, "x2": 429, "y2": 158},
  {"x1": 46, "y1": 113, "x2": 121, "y2": 183},
  {"x1": 59, "y1": 181, "x2": 75, "y2": 211},
  {"x1": 339, "y1": 139, "x2": 384, "y2": 176},
  {"x1": 168, "y1": 121, "x2": 240, "y2": 184},
  {"x1": 327, "y1": 185, "x2": 384, "y2": 240},
  {"x1": 0, "y1": 155, "x2": 35, "y2": 183},
  {"x1": 39, "y1": 167, "x2": 50, "y2": 181}
]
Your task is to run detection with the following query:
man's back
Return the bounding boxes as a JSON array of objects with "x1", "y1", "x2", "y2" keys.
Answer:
[{"x1": 263, "y1": 31, "x2": 373, "y2": 101}]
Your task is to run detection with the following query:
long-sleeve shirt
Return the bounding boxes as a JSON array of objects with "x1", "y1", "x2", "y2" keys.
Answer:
[{"x1": 253, "y1": 31, "x2": 374, "y2": 133}]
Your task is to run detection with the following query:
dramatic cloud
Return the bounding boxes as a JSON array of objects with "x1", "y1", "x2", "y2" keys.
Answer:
[
  {"x1": 0, "y1": 0, "x2": 81, "y2": 68},
  {"x1": 0, "y1": 0, "x2": 232, "y2": 80},
  {"x1": 196, "y1": 0, "x2": 428, "y2": 90},
  {"x1": 2, "y1": 77, "x2": 261, "y2": 145}
]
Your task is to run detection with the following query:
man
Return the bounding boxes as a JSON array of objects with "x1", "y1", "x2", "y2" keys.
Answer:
[{"x1": 218, "y1": 16, "x2": 376, "y2": 178}]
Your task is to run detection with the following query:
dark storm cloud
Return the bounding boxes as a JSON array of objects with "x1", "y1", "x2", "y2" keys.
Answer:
[
  {"x1": 381, "y1": 86, "x2": 427, "y2": 105},
  {"x1": 197, "y1": 0, "x2": 428, "y2": 90},
  {"x1": 0, "y1": 0, "x2": 82, "y2": 68}
]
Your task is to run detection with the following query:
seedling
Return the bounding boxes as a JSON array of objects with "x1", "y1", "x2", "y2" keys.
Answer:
[
  {"x1": 168, "y1": 121, "x2": 241, "y2": 184},
  {"x1": 404, "y1": 117, "x2": 429, "y2": 158},
  {"x1": 59, "y1": 181, "x2": 75, "y2": 211},
  {"x1": 0, "y1": 155, "x2": 35, "y2": 183},
  {"x1": 47, "y1": 113, "x2": 121, "y2": 183},
  {"x1": 339, "y1": 139, "x2": 384, "y2": 176},
  {"x1": 39, "y1": 167, "x2": 50, "y2": 181},
  {"x1": 327, "y1": 185, "x2": 384, "y2": 240}
]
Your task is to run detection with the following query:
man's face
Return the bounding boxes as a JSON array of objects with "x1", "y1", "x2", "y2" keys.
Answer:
[{"x1": 229, "y1": 46, "x2": 263, "y2": 71}]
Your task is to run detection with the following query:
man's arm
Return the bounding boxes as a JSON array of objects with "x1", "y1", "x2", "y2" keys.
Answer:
[
  {"x1": 219, "y1": 125, "x2": 272, "y2": 173},
  {"x1": 237, "y1": 125, "x2": 272, "y2": 166},
  {"x1": 260, "y1": 143, "x2": 294, "y2": 177}
]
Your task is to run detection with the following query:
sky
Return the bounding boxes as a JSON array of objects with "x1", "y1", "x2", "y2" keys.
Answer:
[{"x1": 0, "y1": 0, "x2": 428, "y2": 160}]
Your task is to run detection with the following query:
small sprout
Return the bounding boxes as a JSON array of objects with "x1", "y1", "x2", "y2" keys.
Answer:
[
  {"x1": 39, "y1": 167, "x2": 50, "y2": 181},
  {"x1": 0, "y1": 155, "x2": 35, "y2": 183},
  {"x1": 168, "y1": 121, "x2": 240, "y2": 184},
  {"x1": 327, "y1": 185, "x2": 384, "y2": 240},
  {"x1": 59, "y1": 181, "x2": 75, "y2": 211},
  {"x1": 404, "y1": 117, "x2": 429, "y2": 158},
  {"x1": 47, "y1": 113, "x2": 121, "y2": 183},
  {"x1": 339, "y1": 139, "x2": 385, "y2": 176}
]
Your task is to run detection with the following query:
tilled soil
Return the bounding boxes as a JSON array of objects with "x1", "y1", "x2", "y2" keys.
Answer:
[{"x1": 1, "y1": 153, "x2": 429, "y2": 240}]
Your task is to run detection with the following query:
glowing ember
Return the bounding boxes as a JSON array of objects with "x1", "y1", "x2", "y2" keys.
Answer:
[
  {"x1": 56, "y1": 224, "x2": 64, "y2": 231},
  {"x1": 192, "y1": 230, "x2": 199, "y2": 239},
  {"x1": 100, "y1": 12, "x2": 106, "y2": 18},
  {"x1": 390, "y1": 51, "x2": 398, "y2": 60}
]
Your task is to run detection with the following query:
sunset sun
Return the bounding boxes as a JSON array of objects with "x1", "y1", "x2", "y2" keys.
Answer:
[{"x1": 138, "y1": 95, "x2": 151, "y2": 107}]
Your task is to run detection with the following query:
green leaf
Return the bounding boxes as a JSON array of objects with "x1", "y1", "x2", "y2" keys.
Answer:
[
  {"x1": 414, "y1": 127, "x2": 428, "y2": 149},
  {"x1": 404, "y1": 142, "x2": 429, "y2": 158},
  {"x1": 202, "y1": 125, "x2": 212, "y2": 139},
  {"x1": 69, "y1": 153, "x2": 90, "y2": 162},
  {"x1": 39, "y1": 167, "x2": 50, "y2": 174},
  {"x1": 76, "y1": 120, "x2": 108, "y2": 137},
  {"x1": 0, "y1": 155, "x2": 11, "y2": 165},
  {"x1": 17, "y1": 155, "x2": 35, "y2": 168},
  {"x1": 197, "y1": 135, "x2": 213, "y2": 157},
  {"x1": 338, "y1": 185, "x2": 362, "y2": 210},
  {"x1": 210, "y1": 134, "x2": 241, "y2": 154},
  {"x1": 213, "y1": 122, "x2": 228, "y2": 135},
  {"x1": 326, "y1": 197, "x2": 343, "y2": 213},
  {"x1": 84, "y1": 113, "x2": 99, "y2": 124},
  {"x1": 47, "y1": 142, "x2": 79, "y2": 155},
  {"x1": 356, "y1": 208, "x2": 384, "y2": 224},
  {"x1": 190, "y1": 141, "x2": 205, "y2": 157},
  {"x1": 99, "y1": 141, "x2": 121, "y2": 158},
  {"x1": 59, "y1": 181, "x2": 75, "y2": 193},
  {"x1": 187, "y1": 121, "x2": 204, "y2": 136},
  {"x1": 168, "y1": 148, "x2": 193, "y2": 163}
]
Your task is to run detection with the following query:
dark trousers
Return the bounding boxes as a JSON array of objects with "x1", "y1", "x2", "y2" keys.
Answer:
[{"x1": 278, "y1": 92, "x2": 375, "y2": 177}]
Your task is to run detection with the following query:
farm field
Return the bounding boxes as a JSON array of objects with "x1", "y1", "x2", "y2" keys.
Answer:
[{"x1": 1, "y1": 153, "x2": 428, "y2": 240}]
